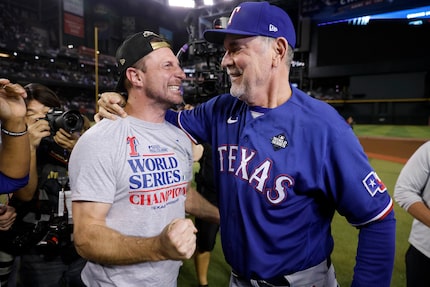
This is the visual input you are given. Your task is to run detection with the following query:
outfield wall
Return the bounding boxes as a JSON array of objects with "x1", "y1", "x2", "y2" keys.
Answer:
[{"x1": 358, "y1": 136, "x2": 427, "y2": 164}]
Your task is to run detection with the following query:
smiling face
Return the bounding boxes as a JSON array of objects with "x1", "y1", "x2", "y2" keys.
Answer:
[
  {"x1": 221, "y1": 35, "x2": 274, "y2": 105},
  {"x1": 131, "y1": 47, "x2": 185, "y2": 108}
]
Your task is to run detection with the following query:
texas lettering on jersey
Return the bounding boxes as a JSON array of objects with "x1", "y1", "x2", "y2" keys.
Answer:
[
  {"x1": 126, "y1": 136, "x2": 187, "y2": 207},
  {"x1": 217, "y1": 144, "x2": 294, "y2": 205},
  {"x1": 217, "y1": 144, "x2": 387, "y2": 205}
]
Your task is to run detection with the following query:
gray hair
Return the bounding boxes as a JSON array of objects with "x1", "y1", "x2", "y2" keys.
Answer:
[{"x1": 260, "y1": 36, "x2": 294, "y2": 68}]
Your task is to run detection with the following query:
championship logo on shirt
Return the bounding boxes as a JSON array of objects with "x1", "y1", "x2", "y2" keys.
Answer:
[
  {"x1": 271, "y1": 134, "x2": 288, "y2": 151},
  {"x1": 126, "y1": 136, "x2": 186, "y2": 208},
  {"x1": 362, "y1": 171, "x2": 387, "y2": 197}
]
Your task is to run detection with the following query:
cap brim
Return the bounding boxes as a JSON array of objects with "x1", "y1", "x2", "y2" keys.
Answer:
[
  {"x1": 203, "y1": 28, "x2": 258, "y2": 44},
  {"x1": 115, "y1": 72, "x2": 126, "y2": 93}
]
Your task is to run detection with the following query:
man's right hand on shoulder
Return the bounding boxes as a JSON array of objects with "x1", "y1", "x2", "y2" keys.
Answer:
[{"x1": 95, "y1": 92, "x2": 128, "y2": 122}]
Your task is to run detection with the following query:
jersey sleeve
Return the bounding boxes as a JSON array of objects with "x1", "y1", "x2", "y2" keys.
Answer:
[
  {"x1": 166, "y1": 96, "x2": 228, "y2": 145},
  {"x1": 322, "y1": 128, "x2": 393, "y2": 226},
  {"x1": 352, "y1": 209, "x2": 396, "y2": 287}
]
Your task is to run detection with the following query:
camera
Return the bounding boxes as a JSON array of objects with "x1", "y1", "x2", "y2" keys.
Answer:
[
  {"x1": 44, "y1": 108, "x2": 84, "y2": 135},
  {"x1": 36, "y1": 215, "x2": 71, "y2": 258},
  {"x1": 178, "y1": 40, "x2": 229, "y2": 104}
]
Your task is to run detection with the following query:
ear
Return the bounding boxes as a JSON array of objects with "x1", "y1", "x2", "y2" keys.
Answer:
[
  {"x1": 125, "y1": 67, "x2": 144, "y2": 88},
  {"x1": 272, "y1": 37, "x2": 287, "y2": 67}
]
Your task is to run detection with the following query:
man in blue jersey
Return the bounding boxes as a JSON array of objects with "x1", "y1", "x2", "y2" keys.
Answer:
[{"x1": 97, "y1": 2, "x2": 396, "y2": 286}]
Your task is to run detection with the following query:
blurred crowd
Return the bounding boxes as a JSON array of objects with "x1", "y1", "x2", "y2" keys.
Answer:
[{"x1": 0, "y1": 2, "x2": 117, "y2": 121}]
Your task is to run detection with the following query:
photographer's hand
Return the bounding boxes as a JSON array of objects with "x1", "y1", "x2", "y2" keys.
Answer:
[
  {"x1": 27, "y1": 119, "x2": 51, "y2": 151},
  {"x1": 54, "y1": 128, "x2": 78, "y2": 152}
]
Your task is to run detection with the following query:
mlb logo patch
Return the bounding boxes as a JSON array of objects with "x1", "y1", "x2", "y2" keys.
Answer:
[{"x1": 362, "y1": 171, "x2": 387, "y2": 197}]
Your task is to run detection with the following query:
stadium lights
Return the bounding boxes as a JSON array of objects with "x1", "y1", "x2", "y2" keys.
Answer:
[
  {"x1": 168, "y1": 0, "x2": 223, "y2": 8},
  {"x1": 168, "y1": 0, "x2": 195, "y2": 8},
  {"x1": 319, "y1": 5, "x2": 430, "y2": 26}
]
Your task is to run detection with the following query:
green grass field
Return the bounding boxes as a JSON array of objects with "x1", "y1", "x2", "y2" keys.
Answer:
[
  {"x1": 178, "y1": 125, "x2": 430, "y2": 287},
  {"x1": 354, "y1": 124, "x2": 430, "y2": 139}
]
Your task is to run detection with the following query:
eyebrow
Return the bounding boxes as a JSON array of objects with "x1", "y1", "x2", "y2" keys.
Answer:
[
  {"x1": 26, "y1": 107, "x2": 50, "y2": 114},
  {"x1": 225, "y1": 40, "x2": 240, "y2": 49}
]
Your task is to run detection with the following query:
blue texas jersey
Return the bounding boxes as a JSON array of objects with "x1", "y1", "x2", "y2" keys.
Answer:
[{"x1": 166, "y1": 86, "x2": 393, "y2": 280}]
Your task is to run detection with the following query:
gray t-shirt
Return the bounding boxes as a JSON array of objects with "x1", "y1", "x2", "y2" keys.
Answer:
[
  {"x1": 394, "y1": 140, "x2": 430, "y2": 258},
  {"x1": 69, "y1": 116, "x2": 193, "y2": 287}
]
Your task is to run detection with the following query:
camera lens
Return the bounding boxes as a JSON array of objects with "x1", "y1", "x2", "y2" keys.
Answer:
[
  {"x1": 54, "y1": 110, "x2": 84, "y2": 133},
  {"x1": 64, "y1": 113, "x2": 80, "y2": 130}
]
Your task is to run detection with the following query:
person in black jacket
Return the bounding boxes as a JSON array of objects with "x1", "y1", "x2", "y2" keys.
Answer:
[{"x1": 193, "y1": 143, "x2": 221, "y2": 287}]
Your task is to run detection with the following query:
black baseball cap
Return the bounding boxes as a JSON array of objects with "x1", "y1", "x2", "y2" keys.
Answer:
[
  {"x1": 115, "y1": 31, "x2": 171, "y2": 92},
  {"x1": 203, "y1": 1, "x2": 296, "y2": 48}
]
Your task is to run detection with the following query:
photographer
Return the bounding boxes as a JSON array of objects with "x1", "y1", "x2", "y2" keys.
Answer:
[{"x1": 3, "y1": 83, "x2": 88, "y2": 287}]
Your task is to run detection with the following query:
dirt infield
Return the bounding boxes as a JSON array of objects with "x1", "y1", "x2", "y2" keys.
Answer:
[{"x1": 358, "y1": 136, "x2": 427, "y2": 164}]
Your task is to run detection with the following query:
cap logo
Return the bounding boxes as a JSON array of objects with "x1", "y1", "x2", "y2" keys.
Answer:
[
  {"x1": 228, "y1": 6, "x2": 241, "y2": 26},
  {"x1": 119, "y1": 58, "x2": 126, "y2": 66},
  {"x1": 269, "y1": 24, "x2": 278, "y2": 32},
  {"x1": 143, "y1": 31, "x2": 158, "y2": 38}
]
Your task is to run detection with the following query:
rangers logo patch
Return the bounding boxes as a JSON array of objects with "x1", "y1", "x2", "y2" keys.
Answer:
[
  {"x1": 362, "y1": 171, "x2": 387, "y2": 196},
  {"x1": 271, "y1": 134, "x2": 288, "y2": 151}
]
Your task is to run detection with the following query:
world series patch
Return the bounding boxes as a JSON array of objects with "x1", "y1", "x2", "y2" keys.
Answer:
[{"x1": 271, "y1": 134, "x2": 288, "y2": 151}]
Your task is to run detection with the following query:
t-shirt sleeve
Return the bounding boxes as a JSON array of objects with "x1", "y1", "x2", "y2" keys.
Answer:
[{"x1": 69, "y1": 125, "x2": 117, "y2": 203}]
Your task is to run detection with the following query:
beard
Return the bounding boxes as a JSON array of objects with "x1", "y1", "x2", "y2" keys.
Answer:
[
  {"x1": 227, "y1": 68, "x2": 245, "y2": 99},
  {"x1": 229, "y1": 79, "x2": 248, "y2": 100}
]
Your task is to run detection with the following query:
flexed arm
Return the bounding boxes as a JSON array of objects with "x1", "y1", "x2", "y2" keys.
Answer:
[{"x1": 72, "y1": 200, "x2": 197, "y2": 265}]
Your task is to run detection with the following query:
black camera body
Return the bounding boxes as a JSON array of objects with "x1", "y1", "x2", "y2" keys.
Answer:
[
  {"x1": 36, "y1": 215, "x2": 71, "y2": 259},
  {"x1": 1, "y1": 214, "x2": 71, "y2": 257},
  {"x1": 177, "y1": 40, "x2": 229, "y2": 104},
  {"x1": 44, "y1": 108, "x2": 84, "y2": 135}
]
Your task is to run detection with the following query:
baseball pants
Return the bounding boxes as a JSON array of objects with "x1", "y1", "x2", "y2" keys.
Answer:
[{"x1": 229, "y1": 259, "x2": 338, "y2": 287}]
